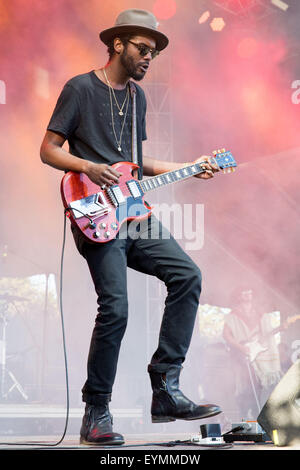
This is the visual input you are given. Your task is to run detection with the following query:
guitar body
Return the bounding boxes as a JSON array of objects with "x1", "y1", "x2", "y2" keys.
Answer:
[
  {"x1": 61, "y1": 161, "x2": 152, "y2": 243},
  {"x1": 244, "y1": 337, "x2": 268, "y2": 363},
  {"x1": 61, "y1": 149, "x2": 237, "y2": 243},
  {"x1": 243, "y1": 314, "x2": 300, "y2": 362}
]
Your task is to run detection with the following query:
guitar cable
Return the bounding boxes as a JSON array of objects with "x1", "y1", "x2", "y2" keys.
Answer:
[
  {"x1": 64, "y1": 207, "x2": 95, "y2": 227},
  {"x1": 0, "y1": 211, "x2": 70, "y2": 447},
  {"x1": 0, "y1": 206, "x2": 103, "y2": 447},
  {"x1": 0, "y1": 208, "x2": 234, "y2": 450}
]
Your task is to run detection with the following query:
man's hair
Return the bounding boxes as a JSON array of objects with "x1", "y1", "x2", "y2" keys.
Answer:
[{"x1": 107, "y1": 34, "x2": 133, "y2": 60}]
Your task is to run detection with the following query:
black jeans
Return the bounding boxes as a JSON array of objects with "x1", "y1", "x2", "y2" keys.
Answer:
[{"x1": 72, "y1": 215, "x2": 202, "y2": 406}]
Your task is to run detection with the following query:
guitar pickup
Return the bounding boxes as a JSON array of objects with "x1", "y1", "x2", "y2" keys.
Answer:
[
  {"x1": 126, "y1": 180, "x2": 142, "y2": 198},
  {"x1": 108, "y1": 185, "x2": 126, "y2": 205},
  {"x1": 69, "y1": 192, "x2": 110, "y2": 219}
]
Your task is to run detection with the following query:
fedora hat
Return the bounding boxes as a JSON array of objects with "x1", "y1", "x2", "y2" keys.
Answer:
[{"x1": 99, "y1": 9, "x2": 169, "y2": 51}]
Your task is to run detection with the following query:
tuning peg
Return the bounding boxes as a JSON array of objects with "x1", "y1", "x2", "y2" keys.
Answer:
[
  {"x1": 223, "y1": 168, "x2": 235, "y2": 174},
  {"x1": 213, "y1": 148, "x2": 226, "y2": 155}
]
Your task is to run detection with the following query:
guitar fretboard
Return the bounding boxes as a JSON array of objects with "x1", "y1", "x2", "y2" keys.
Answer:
[{"x1": 139, "y1": 162, "x2": 208, "y2": 193}]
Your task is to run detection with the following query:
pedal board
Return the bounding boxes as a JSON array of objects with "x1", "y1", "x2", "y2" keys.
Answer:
[
  {"x1": 223, "y1": 421, "x2": 270, "y2": 443},
  {"x1": 191, "y1": 423, "x2": 225, "y2": 445}
]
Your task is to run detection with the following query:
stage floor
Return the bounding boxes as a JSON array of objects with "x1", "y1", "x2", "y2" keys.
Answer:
[
  {"x1": 0, "y1": 433, "x2": 298, "y2": 451},
  {"x1": 0, "y1": 405, "x2": 299, "y2": 455}
]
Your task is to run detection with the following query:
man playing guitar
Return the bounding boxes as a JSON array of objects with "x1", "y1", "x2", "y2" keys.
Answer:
[
  {"x1": 223, "y1": 288, "x2": 294, "y2": 418},
  {"x1": 40, "y1": 9, "x2": 222, "y2": 445}
]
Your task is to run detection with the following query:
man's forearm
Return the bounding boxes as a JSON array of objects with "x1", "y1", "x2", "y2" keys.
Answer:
[
  {"x1": 142, "y1": 155, "x2": 191, "y2": 177},
  {"x1": 40, "y1": 131, "x2": 123, "y2": 187}
]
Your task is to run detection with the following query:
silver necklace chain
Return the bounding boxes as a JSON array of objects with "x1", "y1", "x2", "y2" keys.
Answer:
[
  {"x1": 103, "y1": 68, "x2": 129, "y2": 116},
  {"x1": 102, "y1": 68, "x2": 130, "y2": 152}
]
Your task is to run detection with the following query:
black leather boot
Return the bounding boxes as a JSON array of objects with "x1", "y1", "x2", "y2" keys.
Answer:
[
  {"x1": 148, "y1": 365, "x2": 222, "y2": 423},
  {"x1": 80, "y1": 394, "x2": 124, "y2": 445}
]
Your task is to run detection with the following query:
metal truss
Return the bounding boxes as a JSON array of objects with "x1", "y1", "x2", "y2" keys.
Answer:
[
  {"x1": 141, "y1": 55, "x2": 174, "y2": 362},
  {"x1": 212, "y1": 0, "x2": 276, "y2": 20},
  {"x1": 143, "y1": 55, "x2": 174, "y2": 181}
]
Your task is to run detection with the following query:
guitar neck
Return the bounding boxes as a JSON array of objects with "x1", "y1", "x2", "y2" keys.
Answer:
[
  {"x1": 139, "y1": 161, "x2": 209, "y2": 194},
  {"x1": 261, "y1": 314, "x2": 300, "y2": 341}
]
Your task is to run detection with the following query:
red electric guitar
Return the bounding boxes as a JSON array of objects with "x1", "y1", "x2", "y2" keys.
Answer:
[{"x1": 61, "y1": 149, "x2": 237, "y2": 243}]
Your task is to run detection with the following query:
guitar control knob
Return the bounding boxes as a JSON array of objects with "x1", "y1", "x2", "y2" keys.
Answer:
[
  {"x1": 104, "y1": 231, "x2": 111, "y2": 239},
  {"x1": 111, "y1": 223, "x2": 118, "y2": 230},
  {"x1": 93, "y1": 231, "x2": 101, "y2": 239},
  {"x1": 100, "y1": 222, "x2": 107, "y2": 229}
]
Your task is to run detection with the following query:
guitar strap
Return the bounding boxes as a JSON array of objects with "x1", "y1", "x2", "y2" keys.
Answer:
[{"x1": 129, "y1": 81, "x2": 139, "y2": 179}]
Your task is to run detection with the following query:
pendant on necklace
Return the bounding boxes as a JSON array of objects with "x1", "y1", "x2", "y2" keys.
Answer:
[
  {"x1": 119, "y1": 111, "x2": 123, "y2": 116},
  {"x1": 118, "y1": 146, "x2": 122, "y2": 151}
]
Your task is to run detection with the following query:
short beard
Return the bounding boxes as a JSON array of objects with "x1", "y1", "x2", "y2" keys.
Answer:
[{"x1": 120, "y1": 46, "x2": 145, "y2": 81}]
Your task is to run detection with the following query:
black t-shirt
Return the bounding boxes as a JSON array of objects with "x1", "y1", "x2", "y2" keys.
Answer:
[{"x1": 47, "y1": 70, "x2": 147, "y2": 179}]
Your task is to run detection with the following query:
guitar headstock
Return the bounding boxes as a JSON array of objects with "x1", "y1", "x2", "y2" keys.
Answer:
[
  {"x1": 286, "y1": 314, "x2": 300, "y2": 325},
  {"x1": 211, "y1": 149, "x2": 237, "y2": 174}
]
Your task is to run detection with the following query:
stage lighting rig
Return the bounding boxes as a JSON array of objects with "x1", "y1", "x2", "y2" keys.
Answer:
[
  {"x1": 213, "y1": 0, "x2": 290, "y2": 16},
  {"x1": 212, "y1": 0, "x2": 275, "y2": 19},
  {"x1": 271, "y1": 0, "x2": 289, "y2": 11},
  {"x1": 210, "y1": 17, "x2": 226, "y2": 31},
  {"x1": 198, "y1": 10, "x2": 211, "y2": 24},
  {"x1": 213, "y1": 0, "x2": 263, "y2": 15}
]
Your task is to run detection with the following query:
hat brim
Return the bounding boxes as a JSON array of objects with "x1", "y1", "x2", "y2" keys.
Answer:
[{"x1": 99, "y1": 25, "x2": 169, "y2": 51}]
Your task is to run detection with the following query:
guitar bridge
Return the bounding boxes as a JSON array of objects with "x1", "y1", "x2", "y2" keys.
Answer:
[{"x1": 68, "y1": 192, "x2": 110, "y2": 219}]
